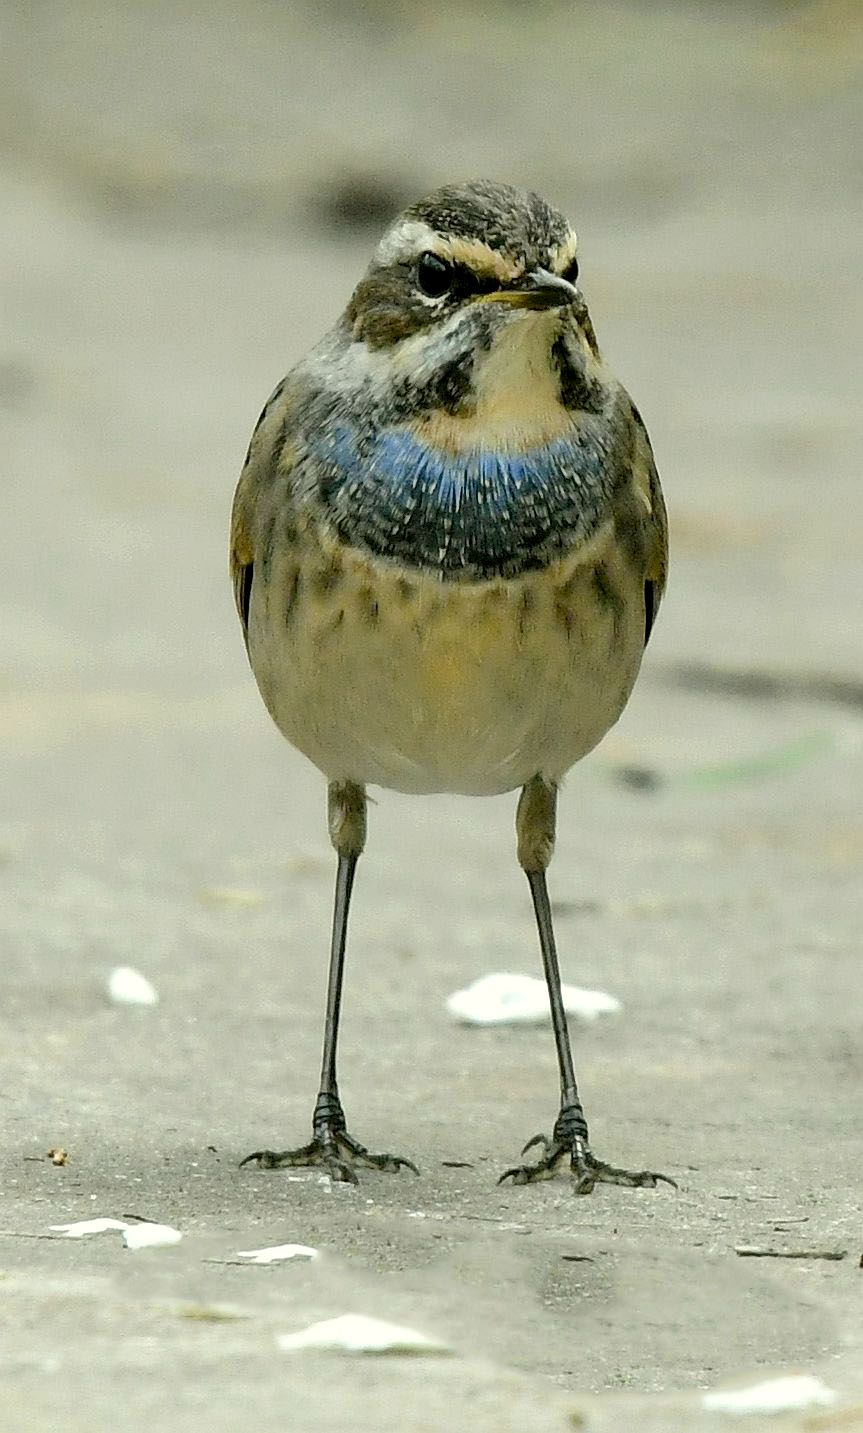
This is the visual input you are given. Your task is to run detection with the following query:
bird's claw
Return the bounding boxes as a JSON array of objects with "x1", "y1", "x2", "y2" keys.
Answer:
[
  {"x1": 499, "y1": 1135, "x2": 676, "y2": 1195},
  {"x1": 240, "y1": 1128, "x2": 418, "y2": 1183},
  {"x1": 520, "y1": 1131, "x2": 551, "y2": 1157}
]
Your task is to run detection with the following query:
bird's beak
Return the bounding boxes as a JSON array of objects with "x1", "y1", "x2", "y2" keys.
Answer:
[{"x1": 481, "y1": 267, "x2": 578, "y2": 311}]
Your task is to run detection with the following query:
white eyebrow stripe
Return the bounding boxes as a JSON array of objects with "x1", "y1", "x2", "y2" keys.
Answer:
[
  {"x1": 375, "y1": 224, "x2": 519, "y2": 284},
  {"x1": 376, "y1": 217, "x2": 579, "y2": 277},
  {"x1": 375, "y1": 219, "x2": 440, "y2": 266}
]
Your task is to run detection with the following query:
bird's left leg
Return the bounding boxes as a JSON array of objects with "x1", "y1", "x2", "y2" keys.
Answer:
[
  {"x1": 498, "y1": 776, "x2": 675, "y2": 1195},
  {"x1": 241, "y1": 780, "x2": 418, "y2": 1183}
]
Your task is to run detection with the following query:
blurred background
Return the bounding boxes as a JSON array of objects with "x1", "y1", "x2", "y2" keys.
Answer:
[
  {"x1": 1, "y1": 3, "x2": 862, "y2": 1421},
  {"x1": 3, "y1": 0, "x2": 854, "y2": 1129},
  {"x1": 3, "y1": 0, "x2": 863, "y2": 1215}
]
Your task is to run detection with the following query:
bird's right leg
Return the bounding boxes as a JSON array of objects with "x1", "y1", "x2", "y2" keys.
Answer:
[
  {"x1": 498, "y1": 776, "x2": 675, "y2": 1195},
  {"x1": 241, "y1": 779, "x2": 418, "y2": 1183}
]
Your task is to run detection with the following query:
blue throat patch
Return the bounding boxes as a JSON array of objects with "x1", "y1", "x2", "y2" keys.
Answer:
[{"x1": 312, "y1": 421, "x2": 614, "y2": 579}]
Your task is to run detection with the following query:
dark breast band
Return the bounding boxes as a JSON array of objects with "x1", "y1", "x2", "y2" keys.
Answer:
[{"x1": 310, "y1": 422, "x2": 618, "y2": 580}]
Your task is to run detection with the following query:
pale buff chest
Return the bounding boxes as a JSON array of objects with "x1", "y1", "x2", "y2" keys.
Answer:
[{"x1": 246, "y1": 515, "x2": 646, "y2": 796}]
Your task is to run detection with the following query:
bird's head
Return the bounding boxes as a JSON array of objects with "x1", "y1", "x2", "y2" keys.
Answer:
[
  {"x1": 292, "y1": 182, "x2": 626, "y2": 577},
  {"x1": 337, "y1": 180, "x2": 603, "y2": 442}
]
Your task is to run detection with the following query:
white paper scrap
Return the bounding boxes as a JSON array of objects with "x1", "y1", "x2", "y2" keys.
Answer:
[
  {"x1": 276, "y1": 1313, "x2": 449, "y2": 1355},
  {"x1": 446, "y1": 972, "x2": 621, "y2": 1026},
  {"x1": 236, "y1": 1243, "x2": 319, "y2": 1264},
  {"x1": 108, "y1": 966, "x2": 158, "y2": 1006},
  {"x1": 701, "y1": 1375, "x2": 837, "y2": 1415},
  {"x1": 50, "y1": 1216, "x2": 182, "y2": 1248},
  {"x1": 122, "y1": 1223, "x2": 183, "y2": 1250},
  {"x1": 50, "y1": 1218, "x2": 131, "y2": 1238}
]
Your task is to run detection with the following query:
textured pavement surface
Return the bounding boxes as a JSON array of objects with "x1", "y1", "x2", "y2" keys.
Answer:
[{"x1": 2, "y1": 3, "x2": 862, "y2": 1429}]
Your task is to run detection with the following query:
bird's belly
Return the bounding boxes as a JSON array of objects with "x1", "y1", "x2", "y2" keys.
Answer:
[{"x1": 248, "y1": 530, "x2": 645, "y2": 796}]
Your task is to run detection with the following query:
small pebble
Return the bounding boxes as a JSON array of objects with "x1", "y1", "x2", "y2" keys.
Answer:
[
  {"x1": 236, "y1": 1243, "x2": 319, "y2": 1264},
  {"x1": 701, "y1": 1374, "x2": 836, "y2": 1415},
  {"x1": 276, "y1": 1313, "x2": 449, "y2": 1355},
  {"x1": 122, "y1": 1223, "x2": 183, "y2": 1250},
  {"x1": 51, "y1": 1218, "x2": 130, "y2": 1238},
  {"x1": 446, "y1": 972, "x2": 621, "y2": 1026},
  {"x1": 108, "y1": 967, "x2": 158, "y2": 1006}
]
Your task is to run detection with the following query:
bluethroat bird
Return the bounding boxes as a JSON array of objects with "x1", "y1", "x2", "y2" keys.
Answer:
[{"x1": 230, "y1": 180, "x2": 673, "y2": 1195}]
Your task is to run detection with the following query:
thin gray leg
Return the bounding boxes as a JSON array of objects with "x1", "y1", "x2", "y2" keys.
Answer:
[
  {"x1": 499, "y1": 776, "x2": 676, "y2": 1195},
  {"x1": 241, "y1": 781, "x2": 418, "y2": 1182}
]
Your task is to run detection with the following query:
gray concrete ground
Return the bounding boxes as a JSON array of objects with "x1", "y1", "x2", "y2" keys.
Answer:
[{"x1": 1, "y1": 2, "x2": 861, "y2": 1429}]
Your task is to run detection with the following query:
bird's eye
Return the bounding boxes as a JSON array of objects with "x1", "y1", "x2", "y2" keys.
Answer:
[
  {"x1": 561, "y1": 256, "x2": 579, "y2": 285},
  {"x1": 416, "y1": 251, "x2": 453, "y2": 298}
]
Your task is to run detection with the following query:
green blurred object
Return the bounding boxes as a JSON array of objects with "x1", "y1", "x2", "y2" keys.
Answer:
[
  {"x1": 681, "y1": 730, "x2": 835, "y2": 790},
  {"x1": 614, "y1": 731, "x2": 835, "y2": 793}
]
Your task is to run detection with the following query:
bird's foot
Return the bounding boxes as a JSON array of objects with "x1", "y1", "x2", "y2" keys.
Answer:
[
  {"x1": 239, "y1": 1094, "x2": 419, "y2": 1185},
  {"x1": 498, "y1": 1105, "x2": 676, "y2": 1196}
]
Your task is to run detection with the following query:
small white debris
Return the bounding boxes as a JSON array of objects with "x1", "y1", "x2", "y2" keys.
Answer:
[
  {"x1": 122, "y1": 1223, "x2": 183, "y2": 1250},
  {"x1": 446, "y1": 972, "x2": 621, "y2": 1026},
  {"x1": 108, "y1": 966, "x2": 159, "y2": 1006},
  {"x1": 51, "y1": 1217, "x2": 182, "y2": 1248},
  {"x1": 701, "y1": 1374, "x2": 837, "y2": 1415},
  {"x1": 50, "y1": 1218, "x2": 130, "y2": 1238},
  {"x1": 236, "y1": 1243, "x2": 319, "y2": 1264},
  {"x1": 197, "y1": 886, "x2": 265, "y2": 908},
  {"x1": 276, "y1": 1313, "x2": 449, "y2": 1355}
]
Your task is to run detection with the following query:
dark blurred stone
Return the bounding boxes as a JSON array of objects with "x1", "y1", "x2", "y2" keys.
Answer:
[
  {"x1": 614, "y1": 764, "x2": 664, "y2": 793},
  {"x1": 309, "y1": 172, "x2": 418, "y2": 234}
]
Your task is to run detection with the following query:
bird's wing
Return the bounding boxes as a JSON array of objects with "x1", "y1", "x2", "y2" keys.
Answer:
[
  {"x1": 229, "y1": 379, "x2": 291, "y2": 648},
  {"x1": 628, "y1": 404, "x2": 668, "y2": 647}
]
